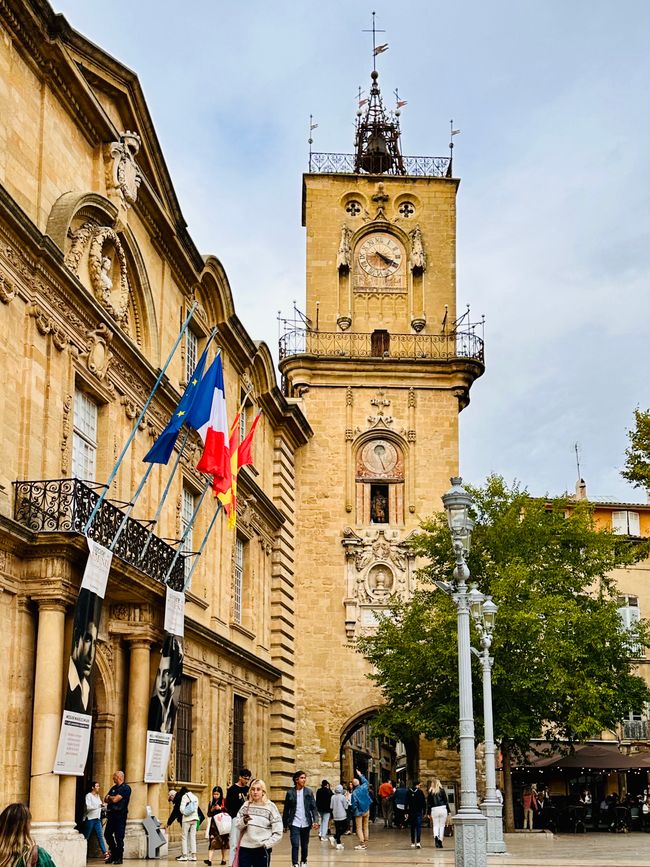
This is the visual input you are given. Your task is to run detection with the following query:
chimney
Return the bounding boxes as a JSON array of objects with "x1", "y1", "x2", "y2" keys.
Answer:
[{"x1": 575, "y1": 478, "x2": 587, "y2": 500}]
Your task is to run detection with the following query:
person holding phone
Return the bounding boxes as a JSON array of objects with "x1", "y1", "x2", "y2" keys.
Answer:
[{"x1": 233, "y1": 780, "x2": 282, "y2": 867}]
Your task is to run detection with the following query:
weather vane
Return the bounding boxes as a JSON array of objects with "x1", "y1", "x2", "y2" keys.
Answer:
[{"x1": 363, "y1": 11, "x2": 388, "y2": 71}]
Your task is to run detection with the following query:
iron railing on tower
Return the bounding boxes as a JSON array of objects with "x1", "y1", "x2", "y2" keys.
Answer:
[
  {"x1": 308, "y1": 152, "x2": 452, "y2": 177},
  {"x1": 279, "y1": 328, "x2": 484, "y2": 363}
]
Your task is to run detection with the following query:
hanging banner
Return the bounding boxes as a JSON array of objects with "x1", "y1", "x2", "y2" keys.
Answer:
[
  {"x1": 164, "y1": 587, "x2": 185, "y2": 637},
  {"x1": 144, "y1": 590, "x2": 185, "y2": 782},
  {"x1": 54, "y1": 539, "x2": 112, "y2": 775}
]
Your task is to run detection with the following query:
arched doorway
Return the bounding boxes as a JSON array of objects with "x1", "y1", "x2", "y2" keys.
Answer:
[{"x1": 339, "y1": 708, "x2": 416, "y2": 790}]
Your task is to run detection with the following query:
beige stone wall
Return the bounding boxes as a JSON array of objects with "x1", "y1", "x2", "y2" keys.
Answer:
[{"x1": 0, "y1": 0, "x2": 310, "y2": 832}]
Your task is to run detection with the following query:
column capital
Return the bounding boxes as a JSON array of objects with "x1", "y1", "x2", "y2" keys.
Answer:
[{"x1": 123, "y1": 632, "x2": 156, "y2": 649}]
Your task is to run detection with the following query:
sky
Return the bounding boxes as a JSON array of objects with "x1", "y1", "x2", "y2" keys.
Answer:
[{"x1": 53, "y1": 0, "x2": 650, "y2": 503}]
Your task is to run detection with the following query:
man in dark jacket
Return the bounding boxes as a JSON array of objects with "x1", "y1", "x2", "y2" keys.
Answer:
[
  {"x1": 283, "y1": 770, "x2": 319, "y2": 867},
  {"x1": 407, "y1": 783, "x2": 427, "y2": 849}
]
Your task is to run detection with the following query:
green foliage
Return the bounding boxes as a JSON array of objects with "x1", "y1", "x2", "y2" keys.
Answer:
[
  {"x1": 622, "y1": 408, "x2": 650, "y2": 493},
  {"x1": 358, "y1": 475, "x2": 650, "y2": 758}
]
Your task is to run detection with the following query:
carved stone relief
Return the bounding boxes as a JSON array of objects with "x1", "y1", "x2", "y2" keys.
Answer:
[
  {"x1": 27, "y1": 303, "x2": 69, "y2": 351},
  {"x1": 0, "y1": 273, "x2": 16, "y2": 304},
  {"x1": 106, "y1": 131, "x2": 143, "y2": 209},
  {"x1": 66, "y1": 221, "x2": 131, "y2": 327},
  {"x1": 341, "y1": 526, "x2": 416, "y2": 639},
  {"x1": 61, "y1": 394, "x2": 72, "y2": 475},
  {"x1": 83, "y1": 323, "x2": 113, "y2": 382}
]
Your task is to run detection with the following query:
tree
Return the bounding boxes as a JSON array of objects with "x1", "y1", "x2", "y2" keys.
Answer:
[
  {"x1": 358, "y1": 475, "x2": 650, "y2": 831},
  {"x1": 622, "y1": 408, "x2": 650, "y2": 493}
]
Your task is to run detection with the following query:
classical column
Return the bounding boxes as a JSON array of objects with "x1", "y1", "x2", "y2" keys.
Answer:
[
  {"x1": 30, "y1": 599, "x2": 66, "y2": 821},
  {"x1": 125, "y1": 637, "x2": 152, "y2": 819}
]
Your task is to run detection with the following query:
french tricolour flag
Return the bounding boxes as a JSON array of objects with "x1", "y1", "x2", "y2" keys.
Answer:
[{"x1": 187, "y1": 354, "x2": 230, "y2": 486}]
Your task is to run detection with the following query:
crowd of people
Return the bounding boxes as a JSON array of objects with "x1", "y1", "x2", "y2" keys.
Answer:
[{"x1": 0, "y1": 767, "x2": 452, "y2": 866}]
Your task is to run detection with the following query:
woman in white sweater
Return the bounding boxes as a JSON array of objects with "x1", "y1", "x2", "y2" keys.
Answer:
[{"x1": 233, "y1": 780, "x2": 282, "y2": 867}]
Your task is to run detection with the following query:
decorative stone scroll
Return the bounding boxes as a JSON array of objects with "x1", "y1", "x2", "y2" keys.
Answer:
[{"x1": 341, "y1": 526, "x2": 416, "y2": 639}]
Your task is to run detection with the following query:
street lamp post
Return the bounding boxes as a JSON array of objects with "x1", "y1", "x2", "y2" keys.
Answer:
[
  {"x1": 441, "y1": 477, "x2": 487, "y2": 867},
  {"x1": 469, "y1": 589, "x2": 507, "y2": 854}
]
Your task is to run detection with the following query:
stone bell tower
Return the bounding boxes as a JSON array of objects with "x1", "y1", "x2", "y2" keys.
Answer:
[{"x1": 279, "y1": 59, "x2": 484, "y2": 783}]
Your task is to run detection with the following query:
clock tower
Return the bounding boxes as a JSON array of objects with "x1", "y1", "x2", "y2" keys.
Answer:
[{"x1": 278, "y1": 61, "x2": 484, "y2": 785}]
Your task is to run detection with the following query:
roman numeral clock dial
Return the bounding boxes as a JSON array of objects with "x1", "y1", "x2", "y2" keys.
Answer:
[{"x1": 357, "y1": 234, "x2": 402, "y2": 278}]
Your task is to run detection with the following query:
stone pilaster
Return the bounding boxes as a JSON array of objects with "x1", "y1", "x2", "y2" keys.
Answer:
[{"x1": 124, "y1": 637, "x2": 153, "y2": 859}]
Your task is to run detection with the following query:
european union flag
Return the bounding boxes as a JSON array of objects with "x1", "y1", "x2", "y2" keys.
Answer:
[{"x1": 143, "y1": 344, "x2": 210, "y2": 464}]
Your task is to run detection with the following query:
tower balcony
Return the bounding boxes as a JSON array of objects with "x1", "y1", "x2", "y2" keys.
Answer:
[
  {"x1": 278, "y1": 327, "x2": 485, "y2": 405},
  {"x1": 12, "y1": 477, "x2": 185, "y2": 589},
  {"x1": 279, "y1": 327, "x2": 484, "y2": 364},
  {"x1": 308, "y1": 152, "x2": 452, "y2": 178}
]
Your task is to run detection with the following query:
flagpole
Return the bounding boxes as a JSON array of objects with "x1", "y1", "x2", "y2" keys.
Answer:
[
  {"x1": 83, "y1": 301, "x2": 198, "y2": 535},
  {"x1": 136, "y1": 337, "x2": 221, "y2": 560},
  {"x1": 108, "y1": 462, "x2": 155, "y2": 552},
  {"x1": 163, "y1": 477, "x2": 212, "y2": 585},
  {"x1": 138, "y1": 427, "x2": 190, "y2": 561},
  {"x1": 183, "y1": 500, "x2": 223, "y2": 590}
]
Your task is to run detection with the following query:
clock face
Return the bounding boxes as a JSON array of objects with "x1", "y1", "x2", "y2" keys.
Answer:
[
  {"x1": 357, "y1": 234, "x2": 402, "y2": 278},
  {"x1": 361, "y1": 440, "x2": 399, "y2": 477}
]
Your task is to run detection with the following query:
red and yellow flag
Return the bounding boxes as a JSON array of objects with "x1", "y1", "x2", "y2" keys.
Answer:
[{"x1": 216, "y1": 412, "x2": 262, "y2": 529}]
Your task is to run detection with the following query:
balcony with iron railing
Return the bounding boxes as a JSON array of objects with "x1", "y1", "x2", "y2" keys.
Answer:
[
  {"x1": 308, "y1": 152, "x2": 452, "y2": 177},
  {"x1": 279, "y1": 327, "x2": 484, "y2": 364},
  {"x1": 13, "y1": 477, "x2": 185, "y2": 590},
  {"x1": 622, "y1": 719, "x2": 650, "y2": 741}
]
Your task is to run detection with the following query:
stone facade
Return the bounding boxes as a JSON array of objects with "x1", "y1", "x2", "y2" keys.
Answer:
[{"x1": 0, "y1": 2, "x2": 310, "y2": 863}]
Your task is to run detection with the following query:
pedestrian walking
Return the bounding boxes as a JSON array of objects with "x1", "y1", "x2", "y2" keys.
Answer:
[
  {"x1": 0, "y1": 803, "x2": 56, "y2": 867},
  {"x1": 328, "y1": 785, "x2": 349, "y2": 850},
  {"x1": 233, "y1": 780, "x2": 282, "y2": 867},
  {"x1": 175, "y1": 787, "x2": 200, "y2": 862},
  {"x1": 522, "y1": 786, "x2": 538, "y2": 831},
  {"x1": 407, "y1": 782, "x2": 426, "y2": 849},
  {"x1": 205, "y1": 786, "x2": 230, "y2": 866},
  {"x1": 378, "y1": 780, "x2": 394, "y2": 828},
  {"x1": 351, "y1": 768, "x2": 371, "y2": 850},
  {"x1": 315, "y1": 781, "x2": 332, "y2": 841},
  {"x1": 393, "y1": 781, "x2": 408, "y2": 829},
  {"x1": 82, "y1": 780, "x2": 108, "y2": 860},
  {"x1": 282, "y1": 770, "x2": 318, "y2": 867},
  {"x1": 226, "y1": 769, "x2": 252, "y2": 867},
  {"x1": 104, "y1": 770, "x2": 130, "y2": 865},
  {"x1": 427, "y1": 777, "x2": 449, "y2": 849}
]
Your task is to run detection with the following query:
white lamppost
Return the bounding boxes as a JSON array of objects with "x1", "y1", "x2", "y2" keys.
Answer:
[
  {"x1": 440, "y1": 477, "x2": 487, "y2": 867},
  {"x1": 469, "y1": 588, "x2": 507, "y2": 854}
]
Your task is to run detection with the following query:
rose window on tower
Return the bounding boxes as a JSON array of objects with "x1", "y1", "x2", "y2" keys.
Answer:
[
  {"x1": 398, "y1": 202, "x2": 415, "y2": 218},
  {"x1": 356, "y1": 439, "x2": 405, "y2": 526},
  {"x1": 346, "y1": 201, "x2": 362, "y2": 216}
]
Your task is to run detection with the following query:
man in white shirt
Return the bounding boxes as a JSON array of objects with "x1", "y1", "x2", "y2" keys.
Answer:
[{"x1": 282, "y1": 771, "x2": 319, "y2": 867}]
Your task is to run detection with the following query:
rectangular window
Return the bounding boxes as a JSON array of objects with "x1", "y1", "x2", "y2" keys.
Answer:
[
  {"x1": 232, "y1": 695, "x2": 246, "y2": 782},
  {"x1": 72, "y1": 389, "x2": 98, "y2": 481},
  {"x1": 181, "y1": 487, "x2": 196, "y2": 585},
  {"x1": 612, "y1": 510, "x2": 641, "y2": 536},
  {"x1": 234, "y1": 537, "x2": 244, "y2": 624},
  {"x1": 175, "y1": 676, "x2": 194, "y2": 781},
  {"x1": 618, "y1": 595, "x2": 642, "y2": 656},
  {"x1": 186, "y1": 330, "x2": 198, "y2": 384}
]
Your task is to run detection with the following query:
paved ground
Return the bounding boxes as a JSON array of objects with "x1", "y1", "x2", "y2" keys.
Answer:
[{"x1": 108, "y1": 827, "x2": 650, "y2": 866}]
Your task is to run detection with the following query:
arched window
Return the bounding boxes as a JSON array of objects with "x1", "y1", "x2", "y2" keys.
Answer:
[{"x1": 355, "y1": 439, "x2": 405, "y2": 526}]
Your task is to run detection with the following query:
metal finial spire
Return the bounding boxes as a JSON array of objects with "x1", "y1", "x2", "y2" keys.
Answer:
[{"x1": 363, "y1": 11, "x2": 387, "y2": 72}]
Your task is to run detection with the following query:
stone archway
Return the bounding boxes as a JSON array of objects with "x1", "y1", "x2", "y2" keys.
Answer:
[{"x1": 338, "y1": 707, "x2": 401, "y2": 792}]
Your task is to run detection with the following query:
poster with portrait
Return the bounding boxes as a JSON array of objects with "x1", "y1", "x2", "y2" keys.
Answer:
[
  {"x1": 54, "y1": 539, "x2": 112, "y2": 775},
  {"x1": 144, "y1": 589, "x2": 185, "y2": 782}
]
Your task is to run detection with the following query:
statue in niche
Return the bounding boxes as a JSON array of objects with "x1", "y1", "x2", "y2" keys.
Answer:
[
  {"x1": 336, "y1": 225, "x2": 352, "y2": 272},
  {"x1": 409, "y1": 224, "x2": 426, "y2": 272},
  {"x1": 371, "y1": 490, "x2": 388, "y2": 524},
  {"x1": 100, "y1": 256, "x2": 113, "y2": 302}
]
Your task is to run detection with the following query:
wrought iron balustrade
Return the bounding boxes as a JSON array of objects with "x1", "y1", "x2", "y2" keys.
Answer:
[
  {"x1": 279, "y1": 328, "x2": 484, "y2": 363},
  {"x1": 13, "y1": 477, "x2": 185, "y2": 590},
  {"x1": 308, "y1": 152, "x2": 452, "y2": 177},
  {"x1": 622, "y1": 719, "x2": 650, "y2": 741}
]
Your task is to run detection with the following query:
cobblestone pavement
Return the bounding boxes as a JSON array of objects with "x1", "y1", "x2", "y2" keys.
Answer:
[{"x1": 105, "y1": 827, "x2": 650, "y2": 866}]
